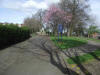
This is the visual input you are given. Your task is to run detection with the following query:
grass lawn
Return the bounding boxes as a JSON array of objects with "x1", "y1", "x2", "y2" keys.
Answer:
[
  {"x1": 80, "y1": 37, "x2": 100, "y2": 43},
  {"x1": 67, "y1": 49, "x2": 100, "y2": 64},
  {"x1": 51, "y1": 36, "x2": 87, "y2": 49},
  {"x1": 86, "y1": 38, "x2": 100, "y2": 43}
]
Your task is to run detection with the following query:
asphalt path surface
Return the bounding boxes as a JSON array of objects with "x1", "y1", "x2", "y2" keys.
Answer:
[{"x1": 0, "y1": 36, "x2": 78, "y2": 75}]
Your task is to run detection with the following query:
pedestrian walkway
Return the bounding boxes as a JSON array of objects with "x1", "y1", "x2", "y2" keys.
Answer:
[{"x1": 0, "y1": 36, "x2": 78, "y2": 75}]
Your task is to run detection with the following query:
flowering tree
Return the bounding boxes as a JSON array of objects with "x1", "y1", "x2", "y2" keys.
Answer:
[{"x1": 43, "y1": 5, "x2": 72, "y2": 34}]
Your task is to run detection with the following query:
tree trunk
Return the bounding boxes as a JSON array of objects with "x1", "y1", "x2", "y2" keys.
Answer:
[
  {"x1": 67, "y1": 28, "x2": 71, "y2": 37},
  {"x1": 67, "y1": 25, "x2": 73, "y2": 37}
]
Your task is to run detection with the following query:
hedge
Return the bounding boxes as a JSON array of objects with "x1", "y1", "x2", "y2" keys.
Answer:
[{"x1": 0, "y1": 23, "x2": 30, "y2": 49}]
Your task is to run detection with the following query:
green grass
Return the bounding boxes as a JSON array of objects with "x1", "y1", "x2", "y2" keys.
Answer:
[
  {"x1": 67, "y1": 49, "x2": 100, "y2": 64},
  {"x1": 86, "y1": 38, "x2": 100, "y2": 43},
  {"x1": 51, "y1": 36, "x2": 87, "y2": 49},
  {"x1": 80, "y1": 37, "x2": 100, "y2": 43}
]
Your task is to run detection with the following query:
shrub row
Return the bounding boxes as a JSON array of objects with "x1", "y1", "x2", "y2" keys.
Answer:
[{"x1": 0, "y1": 23, "x2": 30, "y2": 49}]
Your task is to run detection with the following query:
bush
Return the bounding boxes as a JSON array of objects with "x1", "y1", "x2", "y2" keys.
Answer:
[{"x1": 0, "y1": 23, "x2": 30, "y2": 49}]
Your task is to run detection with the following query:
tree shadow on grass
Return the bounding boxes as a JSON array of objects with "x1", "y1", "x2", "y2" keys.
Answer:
[
  {"x1": 89, "y1": 52, "x2": 100, "y2": 61},
  {"x1": 30, "y1": 40, "x2": 79, "y2": 75},
  {"x1": 62, "y1": 43, "x2": 100, "y2": 75},
  {"x1": 52, "y1": 37, "x2": 100, "y2": 75},
  {"x1": 62, "y1": 49, "x2": 92, "y2": 75},
  {"x1": 52, "y1": 39, "x2": 87, "y2": 49},
  {"x1": 79, "y1": 44, "x2": 100, "y2": 61}
]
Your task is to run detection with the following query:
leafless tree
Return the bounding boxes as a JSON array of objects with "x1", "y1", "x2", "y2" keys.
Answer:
[
  {"x1": 24, "y1": 17, "x2": 41, "y2": 33},
  {"x1": 23, "y1": 9, "x2": 45, "y2": 33},
  {"x1": 59, "y1": 0, "x2": 90, "y2": 36}
]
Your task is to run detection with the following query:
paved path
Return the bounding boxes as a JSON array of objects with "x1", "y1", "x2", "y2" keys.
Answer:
[
  {"x1": 0, "y1": 36, "x2": 78, "y2": 75},
  {"x1": 1, "y1": 36, "x2": 100, "y2": 75}
]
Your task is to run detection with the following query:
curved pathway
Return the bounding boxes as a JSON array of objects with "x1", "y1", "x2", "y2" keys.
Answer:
[
  {"x1": 0, "y1": 36, "x2": 78, "y2": 75},
  {"x1": 1, "y1": 36, "x2": 100, "y2": 75}
]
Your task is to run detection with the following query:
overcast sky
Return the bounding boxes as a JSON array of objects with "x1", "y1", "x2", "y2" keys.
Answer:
[{"x1": 0, "y1": 0, "x2": 100, "y2": 27}]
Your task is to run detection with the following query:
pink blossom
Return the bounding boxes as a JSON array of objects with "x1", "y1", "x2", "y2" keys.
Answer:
[{"x1": 43, "y1": 5, "x2": 72, "y2": 26}]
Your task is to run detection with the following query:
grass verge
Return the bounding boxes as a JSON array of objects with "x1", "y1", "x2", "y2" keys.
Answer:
[
  {"x1": 86, "y1": 38, "x2": 100, "y2": 43},
  {"x1": 80, "y1": 37, "x2": 100, "y2": 43},
  {"x1": 51, "y1": 36, "x2": 87, "y2": 49},
  {"x1": 67, "y1": 49, "x2": 100, "y2": 64}
]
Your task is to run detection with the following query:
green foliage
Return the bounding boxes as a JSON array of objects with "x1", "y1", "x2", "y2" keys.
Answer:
[
  {"x1": 51, "y1": 37, "x2": 87, "y2": 49},
  {"x1": 88, "y1": 25, "x2": 99, "y2": 35},
  {"x1": 0, "y1": 23, "x2": 30, "y2": 48},
  {"x1": 67, "y1": 49, "x2": 100, "y2": 64}
]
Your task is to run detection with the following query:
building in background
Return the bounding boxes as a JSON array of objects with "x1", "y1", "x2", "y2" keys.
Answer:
[{"x1": 92, "y1": 32, "x2": 100, "y2": 39}]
